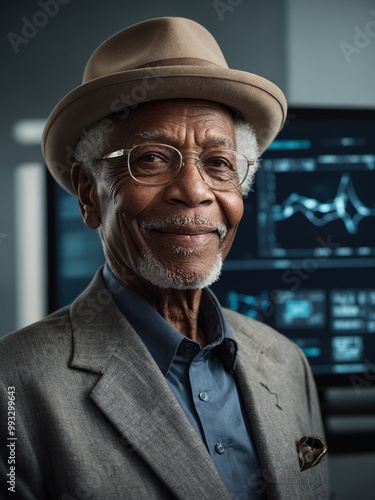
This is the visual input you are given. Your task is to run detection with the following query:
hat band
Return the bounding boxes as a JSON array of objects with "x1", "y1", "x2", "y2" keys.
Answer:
[{"x1": 135, "y1": 57, "x2": 225, "y2": 69}]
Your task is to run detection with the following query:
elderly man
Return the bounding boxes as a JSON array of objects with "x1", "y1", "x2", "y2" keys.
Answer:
[{"x1": 0, "y1": 17, "x2": 329, "y2": 499}]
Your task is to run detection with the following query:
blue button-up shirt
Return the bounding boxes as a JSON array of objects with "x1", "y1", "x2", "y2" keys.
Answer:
[{"x1": 103, "y1": 263, "x2": 265, "y2": 499}]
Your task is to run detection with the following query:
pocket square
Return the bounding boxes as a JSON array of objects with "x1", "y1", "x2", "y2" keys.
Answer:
[{"x1": 297, "y1": 436, "x2": 327, "y2": 472}]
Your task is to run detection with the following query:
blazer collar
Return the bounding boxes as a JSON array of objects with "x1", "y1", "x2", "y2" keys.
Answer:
[{"x1": 69, "y1": 269, "x2": 232, "y2": 499}]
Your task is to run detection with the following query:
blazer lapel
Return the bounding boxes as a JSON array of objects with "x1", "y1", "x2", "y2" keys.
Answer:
[
  {"x1": 69, "y1": 271, "x2": 231, "y2": 499},
  {"x1": 235, "y1": 353, "x2": 289, "y2": 498},
  {"x1": 226, "y1": 310, "x2": 299, "y2": 499}
]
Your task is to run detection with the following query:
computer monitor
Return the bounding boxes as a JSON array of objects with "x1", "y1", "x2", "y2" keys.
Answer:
[{"x1": 47, "y1": 107, "x2": 375, "y2": 388}]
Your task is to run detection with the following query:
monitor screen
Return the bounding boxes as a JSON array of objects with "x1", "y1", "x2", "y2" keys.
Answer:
[{"x1": 47, "y1": 107, "x2": 375, "y2": 388}]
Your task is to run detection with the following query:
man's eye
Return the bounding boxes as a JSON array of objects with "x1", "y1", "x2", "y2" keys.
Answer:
[
  {"x1": 204, "y1": 157, "x2": 232, "y2": 169},
  {"x1": 138, "y1": 154, "x2": 164, "y2": 163},
  {"x1": 130, "y1": 153, "x2": 171, "y2": 165}
]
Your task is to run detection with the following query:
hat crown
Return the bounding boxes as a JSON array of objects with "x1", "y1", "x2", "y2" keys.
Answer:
[{"x1": 83, "y1": 17, "x2": 229, "y2": 83}]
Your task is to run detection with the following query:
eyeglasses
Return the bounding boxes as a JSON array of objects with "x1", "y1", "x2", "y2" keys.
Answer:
[{"x1": 101, "y1": 143, "x2": 254, "y2": 191}]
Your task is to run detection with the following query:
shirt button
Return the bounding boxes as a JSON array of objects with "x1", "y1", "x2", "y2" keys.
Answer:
[
  {"x1": 185, "y1": 343, "x2": 198, "y2": 353},
  {"x1": 199, "y1": 392, "x2": 209, "y2": 402},
  {"x1": 215, "y1": 443, "x2": 225, "y2": 454}
]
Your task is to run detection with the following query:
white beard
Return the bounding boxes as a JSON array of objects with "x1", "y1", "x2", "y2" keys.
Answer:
[{"x1": 137, "y1": 249, "x2": 223, "y2": 290}]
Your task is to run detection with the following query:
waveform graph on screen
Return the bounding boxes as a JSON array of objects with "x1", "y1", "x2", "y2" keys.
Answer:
[
  {"x1": 274, "y1": 172, "x2": 374, "y2": 235},
  {"x1": 257, "y1": 155, "x2": 375, "y2": 259}
]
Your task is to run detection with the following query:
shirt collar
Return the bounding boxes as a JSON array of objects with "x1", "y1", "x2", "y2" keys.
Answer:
[{"x1": 102, "y1": 263, "x2": 237, "y2": 375}]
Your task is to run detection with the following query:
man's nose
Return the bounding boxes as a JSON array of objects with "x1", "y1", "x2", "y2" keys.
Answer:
[
  {"x1": 181, "y1": 154, "x2": 204, "y2": 174},
  {"x1": 163, "y1": 156, "x2": 215, "y2": 207}
]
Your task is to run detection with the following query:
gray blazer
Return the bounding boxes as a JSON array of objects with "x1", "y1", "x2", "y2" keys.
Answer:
[{"x1": 0, "y1": 270, "x2": 329, "y2": 499}]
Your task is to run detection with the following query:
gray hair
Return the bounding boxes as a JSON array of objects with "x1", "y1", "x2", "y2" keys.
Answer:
[{"x1": 74, "y1": 115, "x2": 259, "y2": 196}]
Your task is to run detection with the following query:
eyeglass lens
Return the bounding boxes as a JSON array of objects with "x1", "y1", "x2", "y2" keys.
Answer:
[{"x1": 128, "y1": 144, "x2": 248, "y2": 189}]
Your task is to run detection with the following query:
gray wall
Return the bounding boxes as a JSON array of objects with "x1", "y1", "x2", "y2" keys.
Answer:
[{"x1": 286, "y1": 0, "x2": 375, "y2": 106}]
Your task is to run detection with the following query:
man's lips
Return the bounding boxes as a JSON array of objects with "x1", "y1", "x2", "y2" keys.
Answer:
[
  {"x1": 140, "y1": 216, "x2": 228, "y2": 241},
  {"x1": 152, "y1": 226, "x2": 218, "y2": 244},
  {"x1": 155, "y1": 225, "x2": 217, "y2": 236}
]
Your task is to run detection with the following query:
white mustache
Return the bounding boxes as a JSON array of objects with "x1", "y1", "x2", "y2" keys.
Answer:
[{"x1": 140, "y1": 216, "x2": 228, "y2": 240}]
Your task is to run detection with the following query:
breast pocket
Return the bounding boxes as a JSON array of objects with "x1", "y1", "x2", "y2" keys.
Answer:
[{"x1": 299, "y1": 463, "x2": 330, "y2": 499}]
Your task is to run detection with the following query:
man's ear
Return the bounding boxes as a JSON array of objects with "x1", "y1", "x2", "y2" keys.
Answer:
[{"x1": 71, "y1": 163, "x2": 101, "y2": 229}]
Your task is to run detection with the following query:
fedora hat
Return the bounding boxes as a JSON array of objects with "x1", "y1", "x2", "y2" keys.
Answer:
[{"x1": 42, "y1": 16, "x2": 287, "y2": 194}]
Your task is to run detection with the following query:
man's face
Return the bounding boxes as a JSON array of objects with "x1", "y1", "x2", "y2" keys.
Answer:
[{"x1": 77, "y1": 99, "x2": 244, "y2": 290}]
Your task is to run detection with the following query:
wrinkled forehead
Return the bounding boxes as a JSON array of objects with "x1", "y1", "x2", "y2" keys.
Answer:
[{"x1": 106, "y1": 98, "x2": 237, "y2": 147}]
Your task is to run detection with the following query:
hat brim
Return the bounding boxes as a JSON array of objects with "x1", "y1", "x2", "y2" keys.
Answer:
[{"x1": 42, "y1": 65, "x2": 287, "y2": 194}]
